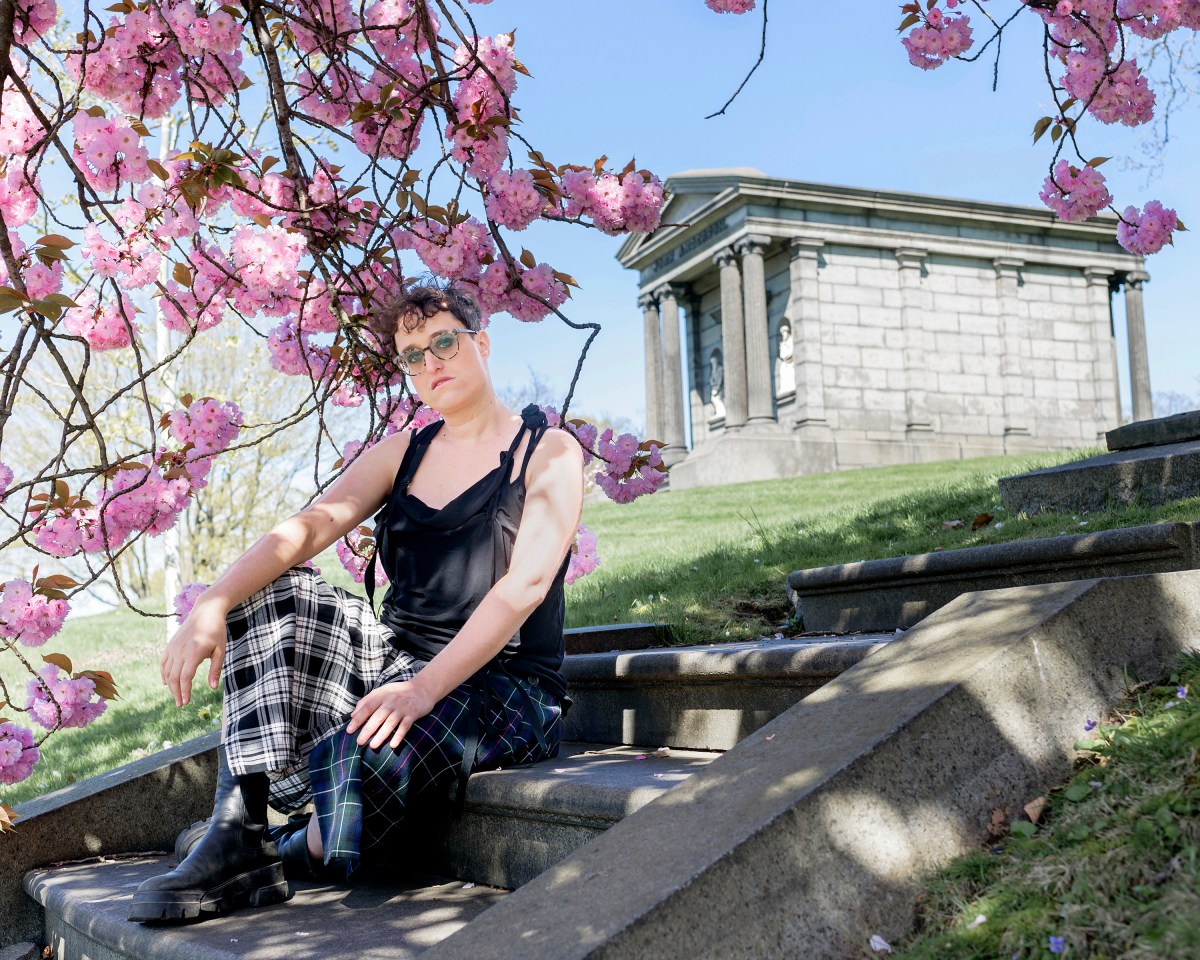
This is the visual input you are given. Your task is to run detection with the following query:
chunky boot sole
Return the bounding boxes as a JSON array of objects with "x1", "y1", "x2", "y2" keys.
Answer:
[{"x1": 128, "y1": 861, "x2": 292, "y2": 923}]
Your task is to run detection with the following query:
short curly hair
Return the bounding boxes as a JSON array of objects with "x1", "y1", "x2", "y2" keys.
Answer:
[{"x1": 367, "y1": 281, "x2": 483, "y2": 356}]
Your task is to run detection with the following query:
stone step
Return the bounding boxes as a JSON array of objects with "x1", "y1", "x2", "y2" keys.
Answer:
[
  {"x1": 23, "y1": 741, "x2": 721, "y2": 960},
  {"x1": 787, "y1": 520, "x2": 1200, "y2": 632},
  {"x1": 25, "y1": 859, "x2": 506, "y2": 960},
  {"x1": 563, "y1": 635, "x2": 893, "y2": 750}
]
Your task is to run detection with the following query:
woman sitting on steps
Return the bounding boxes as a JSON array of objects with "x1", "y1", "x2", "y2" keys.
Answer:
[{"x1": 128, "y1": 282, "x2": 583, "y2": 923}]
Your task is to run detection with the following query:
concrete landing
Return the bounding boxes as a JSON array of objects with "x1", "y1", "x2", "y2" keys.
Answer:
[{"x1": 24, "y1": 857, "x2": 505, "y2": 960}]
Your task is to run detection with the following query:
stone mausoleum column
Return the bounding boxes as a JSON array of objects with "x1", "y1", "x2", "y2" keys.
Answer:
[
  {"x1": 640, "y1": 292, "x2": 663, "y2": 441},
  {"x1": 993, "y1": 257, "x2": 1030, "y2": 439},
  {"x1": 787, "y1": 237, "x2": 829, "y2": 434},
  {"x1": 654, "y1": 284, "x2": 688, "y2": 465},
  {"x1": 686, "y1": 293, "x2": 707, "y2": 447},
  {"x1": 736, "y1": 234, "x2": 776, "y2": 425},
  {"x1": 714, "y1": 248, "x2": 749, "y2": 430},
  {"x1": 1083, "y1": 266, "x2": 1121, "y2": 428},
  {"x1": 895, "y1": 247, "x2": 933, "y2": 436},
  {"x1": 1123, "y1": 269, "x2": 1152, "y2": 422}
]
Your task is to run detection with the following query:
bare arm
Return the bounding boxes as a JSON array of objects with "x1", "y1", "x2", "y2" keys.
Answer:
[
  {"x1": 347, "y1": 427, "x2": 583, "y2": 749},
  {"x1": 161, "y1": 431, "x2": 411, "y2": 707}
]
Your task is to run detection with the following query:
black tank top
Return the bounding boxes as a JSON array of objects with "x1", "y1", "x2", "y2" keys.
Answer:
[{"x1": 366, "y1": 403, "x2": 570, "y2": 702}]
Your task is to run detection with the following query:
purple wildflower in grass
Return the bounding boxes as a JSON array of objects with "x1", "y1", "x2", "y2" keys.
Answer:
[
  {"x1": 1083, "y1": 719, "x2": 1098, "y2": 732},
  {"x1": 1049, "y1": 935, "x2": 1066, "y2": 954},
  {"x1": 1176, "y1": 685, "x2": 1188, "y2": 699}
]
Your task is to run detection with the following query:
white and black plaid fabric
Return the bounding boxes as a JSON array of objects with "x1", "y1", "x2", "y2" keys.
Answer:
[{"x1": 221, "y1": 566, "x2": 423, "y2": 813}]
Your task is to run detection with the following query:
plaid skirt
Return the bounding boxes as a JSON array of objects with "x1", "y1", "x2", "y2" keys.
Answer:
[{"x1": 222, "y1": 567, "x2": 563, "y2": 865}]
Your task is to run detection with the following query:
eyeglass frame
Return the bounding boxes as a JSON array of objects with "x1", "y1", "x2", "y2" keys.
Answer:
[{"x1": 396, "y1": 327, "x2": 479, "y2": 375}]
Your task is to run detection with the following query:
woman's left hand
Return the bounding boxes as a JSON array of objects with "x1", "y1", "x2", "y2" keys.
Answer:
[{"x1": 347, "y1": 679, "x2": 437, "y2": 750}]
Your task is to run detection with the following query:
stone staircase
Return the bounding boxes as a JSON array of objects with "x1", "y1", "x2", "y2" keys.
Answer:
[{"x1": 18, "y1": 634, "x2": 891, "y2": 960}]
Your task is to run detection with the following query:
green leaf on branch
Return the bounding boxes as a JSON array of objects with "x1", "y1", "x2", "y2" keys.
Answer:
[
  {"x1": 1086, "y1": 156, "x2": 1111, "y2": 168},
  {"x1": 519, "y1": 248, "x2": 537, "y2": 269},
  {"x1": 147, "y1": 159, "x2": 169, "y2": 181},
  {"x1": 43, "y1": 652, "x2": 74, "y2": 673},
  {"x1": 36, "y1": 234, "x2": 74, "y2": 249},
  {"x1": 1050, "y1": 124, "x2": 1063, "y2": 142},
  {"x1": 897, "y1": 13, "x2": 920, "y2": 31},
  {"x1": 1032, "y1": 117, "x2": 1052, "y2": 143}
]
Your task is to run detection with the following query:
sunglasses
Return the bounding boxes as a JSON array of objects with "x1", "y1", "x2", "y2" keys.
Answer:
[{"x1": 397, "y1": 328, "x2": 477, "y2": 375}]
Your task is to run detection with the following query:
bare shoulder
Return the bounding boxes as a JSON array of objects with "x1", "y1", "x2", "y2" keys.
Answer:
[{"x1": 526, "y1": 426, "x2": 583, "y2": 485}]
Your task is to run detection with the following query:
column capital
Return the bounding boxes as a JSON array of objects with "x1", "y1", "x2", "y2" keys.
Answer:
[
  {"x1": 895, "y1": 247, "x2": 928, "y2": 271},
  {"x1": 712, "y1": 247, "x2": 739, "y2": 269},
  {"x1": 637, "y1": 292, "x2": 658, "y2": 311},
  {"x1": 1124, "y1": 269, "x2": 1151, "y2": 287},
  {"x1": 1082, "y1": 265, "x2": 1114, "y2": 286},
  {"x1": 993, "y1": 257, "x2": 1025, "y2": 278},
  {"x1": 733, "y1": 233, "x2": 772, "y2": 257},
  {"x1": 653, "y1": 283, "x2": 688, "y2": 305},
  {"x1": 789, "y1": 237, "x2": 824, "y2": 263}
]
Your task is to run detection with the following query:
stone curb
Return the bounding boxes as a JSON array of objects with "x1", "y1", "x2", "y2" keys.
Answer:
[
  {"x1": 2, "y1": 732, "x2": 220, "y2": 947},
  {"x1": 422, "y1": 570, "x2": 1200, "y2": 960},
  {"x1": 786, "y1": 520, "x2": 1198, "y2": 632},
  {"x1": 998, "y1": 438, "x2": 1200, "y2": 514}
]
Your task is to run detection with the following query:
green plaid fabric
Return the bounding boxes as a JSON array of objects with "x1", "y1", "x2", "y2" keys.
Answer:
[{"x1": 309, "y1": 666, "x2": 562, "y2": 877}]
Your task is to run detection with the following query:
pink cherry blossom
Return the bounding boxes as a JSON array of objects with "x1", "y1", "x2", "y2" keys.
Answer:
[
  {"x1": 1039, "y1": 160, "x2": 1112, "y2": 221},
  {"x1": 0, "y1": 722, "x2": 39, "y2": 785},
  {"x1": 1117, "y1": 200, "x2": 1180, "y2": 254},
  {"x1": 565, "y1": 523, "x2": 599, "y2": 585},
  {"x1": 0, "y1": 461, "x2": 12, "y2": 501},
  {"x1": 0, "y1": 579, "x2": 70, "y2": 647},
  {"x1": 174, "y1": 582, "x2": 208, "y2": 620},
  {"x1": 705, "y1": 0, "x2": 756, "y2": 11},
  {"x1": 335, "y1": 528, "x2": 388, "y2": 585},
  {"x1": 26, "y1": 663, "x2": 108, "y2": 730}
]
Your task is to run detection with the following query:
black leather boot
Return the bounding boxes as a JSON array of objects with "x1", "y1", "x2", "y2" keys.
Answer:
[
  {"x1": 276, "y1": 820, "x2": 329, "y2": 882},
  {"x1": 128, "y1": 748, "x2": 292, "y2": 922}
]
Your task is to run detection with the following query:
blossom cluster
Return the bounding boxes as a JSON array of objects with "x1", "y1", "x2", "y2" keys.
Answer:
[
  {"x1": 593, "y1": 429, "x2": 668, "y2": 504},
  {"x1": 0, "y1": 722, "x2": 39, "y2": 786},
  {"x1": 565, "y1": 523, "x2": 599, "y2": 585},
  {"x1": 542, "y1": 406, "x2": 666, "y2": 506},
  {"x1": 1039, "y1": 160, "x2": 1113, "y2": 222},
  {"x1": 61, "y1": 288, "x2": 139, "y2": 352},
  {"x1": 32, "y1": 395, "x2": 240, "y2": 558},
  {"x1": 69, "y1": 0, "x2": 244, "y2": 119},
  {"x1": 335, "y1": 528, "x2": 389, "y2": 585},
  {"x1": 0, "y1": 461, "x2": 12, "y2": 501},
  {"x1": 705, "y1": 0, "x2": 756, "y2": 11},
  {"x1": 174, "y1": 582, "x2": 209, "y2": 621},
  {"x1": 447, "y1": 33, "x2": 518, "y2": 180},
  {"x1": 484, "y1": 169, "x2": 545, "y2": 231},
  {"x1": 558, "y1": 169, "x2": 665, "y2": 236},
  {"x1": 26, "y1": 663, "x2": 108, "y2": 731},
  {"x1": 0, "y1": 164, "x2": 40, "y2": 228},
  {"x1": 72, "y1": 112, "x2": 153, "y2": 194},
  {"x1": 900, "y1": 3, "x2": 974, "y2": 70},
  {"x1": 1118, "y1": 200, "x2": 1180, "y2": 255},
  {"x1": 0, "y1": 579, "x2": 70, "y2": 648}
]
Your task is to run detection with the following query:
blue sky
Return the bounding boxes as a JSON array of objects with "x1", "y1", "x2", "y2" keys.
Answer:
[{"x1": 464, "y1": 3, "x2": 1199, "y2": 429}]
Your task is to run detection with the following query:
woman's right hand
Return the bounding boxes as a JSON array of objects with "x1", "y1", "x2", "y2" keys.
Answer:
[{"x1": 161, "y1": 598, "x2": 229, "y2": 708}]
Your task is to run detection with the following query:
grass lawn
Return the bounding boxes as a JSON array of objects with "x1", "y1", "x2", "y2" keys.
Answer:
[
  {"x1": 890, "y1": 652, "x2": 1200, "y2": 959},
  {"x1": 4, "y1": 446, "x2": 1198, "y2": 808}
]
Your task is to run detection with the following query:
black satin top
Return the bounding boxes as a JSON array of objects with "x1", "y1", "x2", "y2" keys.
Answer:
[{"x1": 366, "y1": 403, "x2": 570, "y2": 702}]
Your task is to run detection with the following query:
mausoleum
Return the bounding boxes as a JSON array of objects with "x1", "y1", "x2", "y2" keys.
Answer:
[{"x1": 616, "y1": 168, "x2": 1153, "y2": 489}]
